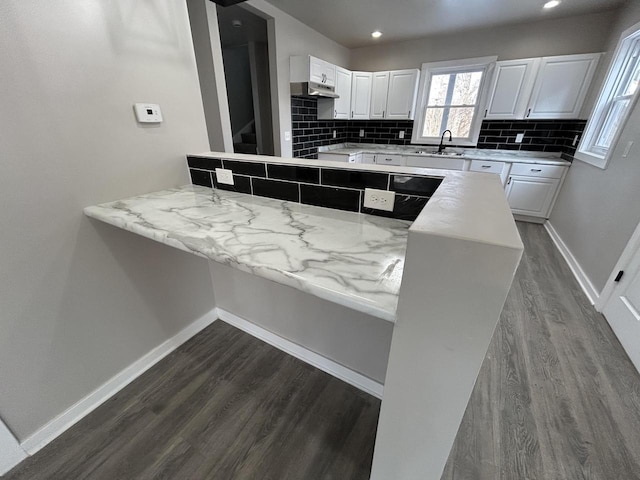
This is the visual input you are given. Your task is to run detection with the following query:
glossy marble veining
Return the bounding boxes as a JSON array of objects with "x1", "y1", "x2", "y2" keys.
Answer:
[{"x1": 84, "y1": 186, "x2": 410, "y2": 321}]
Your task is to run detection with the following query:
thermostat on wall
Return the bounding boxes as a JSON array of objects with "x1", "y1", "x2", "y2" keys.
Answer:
[{"x1": 134, "y1": 103, "x2": 163, "y2": 123}]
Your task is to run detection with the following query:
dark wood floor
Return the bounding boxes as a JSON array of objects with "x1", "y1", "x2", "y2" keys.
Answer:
[{"x1": 6, "y1": 223, "x2": 640, "y2": 479}]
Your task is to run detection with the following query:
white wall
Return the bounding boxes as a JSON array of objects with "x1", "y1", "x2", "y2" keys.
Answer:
[
  {"x1": 245, "y1": 0, "x2": 351, "y2": 158},
  {"x1": 0, "y1": 0, "x2": 215, "y2": 441},
  {"x1": 549, "y1": 2, "x2": 640, "y2": 293}
]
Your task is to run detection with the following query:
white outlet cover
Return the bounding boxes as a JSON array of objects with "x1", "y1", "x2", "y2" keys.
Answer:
[
  {"x1": 515, "y1": 133, "x2": 524, "y2": 143},
  {"x1": 363, "y1": 188, "x2": 395, "y2": 212},
  {"x1": 399, "y1": 130, "x2": 405, "y2": 139},
  {"x1": 284, "y1": 131, "x2": 292, "y2": 141},
  {"x1": 215, "y1": 168, "x2": 234, "y2": 185},
  {"x1": 359, "y1": 129, "x2": 365, "y2": 137}
]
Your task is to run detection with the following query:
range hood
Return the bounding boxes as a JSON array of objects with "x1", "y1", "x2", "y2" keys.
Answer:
[{"x1": 290, "y1": 81, "x2": 339, "y2": 99}]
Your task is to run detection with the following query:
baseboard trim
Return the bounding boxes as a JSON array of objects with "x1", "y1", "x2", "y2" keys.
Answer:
[
  {"x1": 20, "y1": 310, "x2": 218, "y2": 456},
  {"x1": 216, "y1": 308, "x2": 384, "y2": 399},
  {"x1": 0, "y1": 420, "x2": 27, "y2": 476},
  {"x1": 544, "y1": 222, "x2": 599, "y2": 305}
]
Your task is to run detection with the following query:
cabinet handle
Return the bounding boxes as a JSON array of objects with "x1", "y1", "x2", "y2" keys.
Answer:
[
  {"x1": 351, "y1": 111, "x2": 354, "y2": 118},
  {"x1": 484, "y1": 109, "x2": 488, "y2": 118},
  {"x1": 335, "y1": 109, "x2": 337, "y2": 118},
  {"x1": 481, "y1": 165, "x2": 491, "y2": 168},
  {"x1": 531, "y1": 168, "x2": 542, "y2": 172},
  {"x1": 526, "y1": 108, "x2": 531, "y2": 117},
  {"x1": 385, "y1": 158, "x2": 392, "y2": 162},
  {"x1": 507, "y1": 177, "x2": 512, "y2": 185},
  {"x1": 383, "y1": 110, "x2": 385, "y2": 118},
  {"x1": 408, "y1": 109, "x2": 411, "y2": 117}
]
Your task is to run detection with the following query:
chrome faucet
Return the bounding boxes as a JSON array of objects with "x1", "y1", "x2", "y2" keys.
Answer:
[{"x1": 438, "y1": 130, "x2": 453, "y2": 154}]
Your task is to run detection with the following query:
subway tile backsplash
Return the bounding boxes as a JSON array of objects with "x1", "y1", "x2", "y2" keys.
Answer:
[
  {"x1": 187, "y1": 156, "x2": 442, "y2": 221},
  {"x1": 291, "y1": 97, "x2": 586, "y2": 161}
]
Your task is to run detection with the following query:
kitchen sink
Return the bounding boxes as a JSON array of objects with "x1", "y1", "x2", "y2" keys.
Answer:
[{"x1": 412, "y1": 150, "x2": 465, "y2": 157}]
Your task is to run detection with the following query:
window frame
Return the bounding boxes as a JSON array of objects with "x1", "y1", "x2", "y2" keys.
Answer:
[
  {"x1": 576, "y1": 21, "x2": 640, "y2": 169},
  {"x1": 411, "y1": 56, "x2": 497, "y2": 146}
]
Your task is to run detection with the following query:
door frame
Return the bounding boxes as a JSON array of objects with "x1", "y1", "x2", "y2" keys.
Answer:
[{"x1": 597, "y1": 219, "x2": 640, "y2": 312}]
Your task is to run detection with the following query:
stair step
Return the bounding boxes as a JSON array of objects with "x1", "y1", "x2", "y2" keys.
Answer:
[
  {"x1": 234, "y1": 142, "x2": 257, "y2": 154},
  {"x1": 242, "y1": 133, "x2": 257, "y2": 144}
]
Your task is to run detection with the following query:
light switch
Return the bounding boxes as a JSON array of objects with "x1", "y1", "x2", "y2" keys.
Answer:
[
  {"x1": 284, "y1": 131, "x2": 292, "y2": 142},
  {"x1": 134, "y1": 103, "x2": 163, "y2": 123}
]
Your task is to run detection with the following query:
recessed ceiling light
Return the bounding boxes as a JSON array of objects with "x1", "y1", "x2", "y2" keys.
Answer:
[
  {"x1": 371, "y1": 30, "x2": 382, "y2": 39},
  {"x1": 543, "y1": 0, "x2": 561, "y2": 9}
]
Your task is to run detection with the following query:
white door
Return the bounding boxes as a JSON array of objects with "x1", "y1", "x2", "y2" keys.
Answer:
[
  {"x1": 485, "y1": 58, "x2": 540, "y2": 119},
  {"x1": 334, "y1": 67, "x2": 352, "y2": 119},
  {"x1": 603, "y1": 228, "x2": 640, "y2": 371},
  {"x1": 351, "y1": 72, "x2": 373, "y2": 119},
  {"x1": 386, "y1": 69, "x2": 420, "y2": 120},
  {"x1": 505, "y1": 175, "x2": 560, "y2": 217},
  {"x1": 370, "y1": 71, "x2": 390, "y2": 119},
  {"x1": 526, "y1": 53, "x2": 600, "y2": 119}
]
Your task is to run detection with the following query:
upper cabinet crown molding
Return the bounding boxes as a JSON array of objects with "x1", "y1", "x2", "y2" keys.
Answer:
[{"x1": 485, "y1": 53, "x2": 601, "y2": 120}]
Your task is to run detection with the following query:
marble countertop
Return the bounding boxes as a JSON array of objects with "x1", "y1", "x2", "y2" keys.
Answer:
[
  {"x1": 318, "y1": 143, "x2": 571, "y2": 166},
  {"x1": 84, "y1": 186, "x2": 410, "y2": 322}
]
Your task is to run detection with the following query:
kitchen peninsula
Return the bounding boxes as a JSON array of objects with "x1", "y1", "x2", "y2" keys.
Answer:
[{"x1": 85, "y1": 153, "x2": 523, "y2": 480}]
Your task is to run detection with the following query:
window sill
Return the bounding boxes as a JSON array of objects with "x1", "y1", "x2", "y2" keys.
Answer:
[{"x1": 574, "y1": 150, "x2": 609, "y2": 169}]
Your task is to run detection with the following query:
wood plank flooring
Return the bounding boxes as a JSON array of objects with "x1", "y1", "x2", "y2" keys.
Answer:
[{"x1": 6, "y1": 223, "x2": 640, "y2": 479}]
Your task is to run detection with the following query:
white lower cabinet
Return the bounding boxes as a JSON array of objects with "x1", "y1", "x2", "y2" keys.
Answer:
[
  {"x1": 505, "y1": 175, "x2": 561, "y2": 218},
  {"x1": 374, "y1": 154, "x2": 405, "y2": 166},
  {"x1": 469, "y1": 160, "x2": 508, "y2": 185}
]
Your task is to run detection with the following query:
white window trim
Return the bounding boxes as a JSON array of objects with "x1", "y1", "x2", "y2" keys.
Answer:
[
  {"x1": 411, "y1": 56, "x2": 497, "y2": 146},
  {"x1": 576, "y1": 21, "x2": 640, "y2": 169}
]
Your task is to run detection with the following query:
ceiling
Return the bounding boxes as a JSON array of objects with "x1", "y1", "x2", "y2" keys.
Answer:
[
  {"x1": 262, "y1": 0, "x2": 626, "y2": 48},
  {"x1": 217, "y1": 3, "x2": 267, "y2": 48}
]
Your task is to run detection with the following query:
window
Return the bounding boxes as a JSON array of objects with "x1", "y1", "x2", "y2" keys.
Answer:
[
  {"x1": 577, "y1": 23, "x2": 640, "y2": 168},
  {"x1": 412, "y1": 57, "x2": 496, "y2": 146}
]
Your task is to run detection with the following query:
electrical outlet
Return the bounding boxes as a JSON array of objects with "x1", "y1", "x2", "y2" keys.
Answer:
[
  {"x1": 515, "y1": 133, "x2": 524, "y2": 143},
  {"x1": 215, "y1": 168, "x2": 234, "y2": 185},
  {"x1": 359, "y1": 129, "x2": 365, "y2": 138},
  {"x1": 363, "y1": 188, "x2": 395, "y2": 212},
  {"x1": 399, "y1": 130, "x2": 405, "y2": 139},
  {"x1": 333, "y1": 130, "x2": 337, "y2": 139}
]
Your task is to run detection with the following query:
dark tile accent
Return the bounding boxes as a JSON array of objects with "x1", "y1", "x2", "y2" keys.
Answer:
[
  {"x1": 267, "y1": 164, "x2": 320, "y2": 184},
  {"x1": 362, "y1": 194, "x2": 429, "y2": 221},
  {"x1": 321, "y1": 169, "x2": 388, "y2": 190},
  {"x1": 390, "y1": 175, "x2": 442, "y2": 197},
  {"x1": 189, "y1": 169, "x2": 212, "y2": 188},
  {"x1": 213, "y1": 174, "x2": 252, "y2": 194},
  {"x1": 300, "y1": 184, "x2": 361, "y2": 212},
  {"x1": 222, "y1": 160, "x2": 267, "y2": 177},
  {"x1": 252, "y1": 178, "x2": 300, "y2": 202},
  {"x1": 187, "y1": 156, "x2": 222, "y2": 171}
]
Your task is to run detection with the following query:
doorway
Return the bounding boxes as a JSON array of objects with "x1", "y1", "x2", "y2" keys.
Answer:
[{"x1": 217, "y1": 4, "x2": 274, "y2": 156}]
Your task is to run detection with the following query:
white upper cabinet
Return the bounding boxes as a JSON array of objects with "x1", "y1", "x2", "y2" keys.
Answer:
[
  {"x1": 526, "y1": 53, "x2": 601, "y2": 119},
  {"x1": 386, "y1": 69, "x2": 420, "y2": 120},
  {"x1": 317, "y1": 66, "x2": 352, "y2": 120},
  {"x1": 485, "y1": 59, "x2": 540, "y2": 120},
  {"x1": 370, "y1": 69, "x2": 420, "y2": 120},
  {"x1": 351, "y1": 72, "x2": 373, "y2": 119},
  {"x1": 291, "y1": 55, "x2": 337, "y2": 87},
  {"x1": 370, "y1": 72, "x2": 390, "y2": 119}
]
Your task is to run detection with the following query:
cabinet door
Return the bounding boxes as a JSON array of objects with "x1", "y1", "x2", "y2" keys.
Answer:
[
  {"x1": 526, "y1": 53, "x2": 600, "y2": 119},
  {"x1": 505, "y1": 175, "x2": 560, "y2": 217},
  {"x1": 351, "y1": 72, "x2": 373, "y2": 119},
  {"x1": 323, "y1": 61, "x2": 337, "y2": 87},
  {"x1": 386, "y1": 69, "x2": 420, "y2": 119},
  {"x1": 334, "y1": 67, "x2": 352, "y2": 119},
  {"x1": 374, "y1": 154, "x2": 405, "y2": 166},
  {"x1": 309, "y1": 56, "x2": 325, "y2": 84},
  {"x1": 485, "y1": 59, "x2": 540, "y2": 119},
  {"x1": 370, "y1": 72, "x2": 390, "y2": 119}
]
